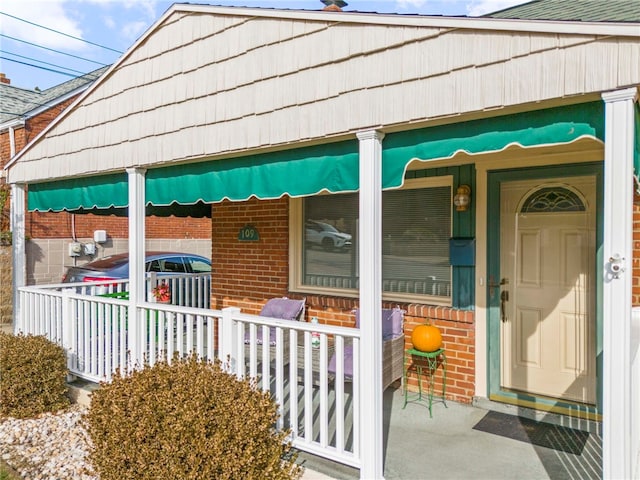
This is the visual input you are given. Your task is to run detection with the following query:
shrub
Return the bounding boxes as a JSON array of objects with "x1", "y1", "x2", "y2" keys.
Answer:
[
  {"x1": 0, "y1": 333, "x2": 70, "y2": 418},
  {"x1": 85, "y1": 354, "x2": 302, "y2": 480}
]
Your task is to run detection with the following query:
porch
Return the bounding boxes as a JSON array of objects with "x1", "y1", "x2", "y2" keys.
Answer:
[
  {"x1": 300, "y1": 389, "x2": 602, "y2": 480},
  {"x1": 14, "y1": 278, "x2": 603, "y2": 479},
  {"x1": 63, "y1": 375, "x2": 603, "y2": 479}
]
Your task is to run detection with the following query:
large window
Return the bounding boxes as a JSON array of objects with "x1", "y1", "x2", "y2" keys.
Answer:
[{"x1": 291, "y1": 176, "x2": 452, "y2": 304}]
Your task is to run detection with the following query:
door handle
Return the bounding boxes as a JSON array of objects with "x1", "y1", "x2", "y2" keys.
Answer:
[
  {"x1": 488, "y1": 277, "x2": 509, "y2": 299},
  {"x1": 500, "y1": 289, "x2": 509, "y2": 322}
]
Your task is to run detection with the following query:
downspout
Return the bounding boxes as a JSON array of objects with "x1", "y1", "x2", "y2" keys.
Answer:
[{"x1": 3, "y1": 120, "x2": 27, "y2": 329}]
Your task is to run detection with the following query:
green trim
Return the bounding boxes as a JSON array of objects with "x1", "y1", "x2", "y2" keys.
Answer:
[
  {"x1": 383, "y1": 102, "x2": 604, "y2": 189},
  {"x1": 28, "y1": 173, "x2": 128, "y2": 212},
  {"x1": 408, "y1": 164, "x2": 476, "y2": 309},
  {"x1": 486, "y1": 162, "x2": 604, "y2": 412},
  {"x1": 146, "y1": 141, "x2": 360, "y2": 205}
]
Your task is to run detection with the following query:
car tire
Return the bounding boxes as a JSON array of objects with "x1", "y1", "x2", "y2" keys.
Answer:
[{"x1": 321, "y1": 237, "x2": 335, "y2": 252}]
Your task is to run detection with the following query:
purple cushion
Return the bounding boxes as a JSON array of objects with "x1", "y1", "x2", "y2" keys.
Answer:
[
  {"x1": 259, "y1": 298, "x2": 304, "y2": 320},
  {"x1": 329, "y1": 307, "x2": 404, "y2": 377},
  {"x1": 355, "y1": 308, "x2": 403, "y2": 340},
  {"x1": 328, "y1": 345, "x2": 354, "y2": 378},
  {"x1": 244, "y1": 298, "x2": 305, "y2": 346}
]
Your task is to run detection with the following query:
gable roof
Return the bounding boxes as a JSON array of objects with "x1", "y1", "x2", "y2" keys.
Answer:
[
  {"x1": 0, "y1": 66, "x2": 109, "y2": 125},
  {"x1": 485, "y1": 0, "x2": 640, "y2": 22},
  {"x1": 5, "y1": 4, "x2": 639, "y2": 186}
]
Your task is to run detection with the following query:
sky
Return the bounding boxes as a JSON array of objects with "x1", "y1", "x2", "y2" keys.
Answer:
[{"x1": 0, "y1": 0, "x2": 528, "y2": 91}]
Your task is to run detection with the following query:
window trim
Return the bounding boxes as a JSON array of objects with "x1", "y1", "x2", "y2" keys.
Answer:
[{"x1": 289, "y1": 175, "x2": 454, "y2": 305}]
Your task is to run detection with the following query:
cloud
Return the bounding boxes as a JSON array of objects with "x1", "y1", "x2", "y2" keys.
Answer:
[
  {"x1": 465, "y1": 0, "x2": 527, "y2": 16},
  {"x1": 120, "y1": 20, "x2": 149, "y2": 41},
  {"x1": 83, "y1": 0, "x2": 165, "y2": 42},
  {"x1": 395, "y1": 0, "x2": 428, "y2": 9},
  {"x1": 1, "y1": 0, "x2": 88, "y2": 51}
]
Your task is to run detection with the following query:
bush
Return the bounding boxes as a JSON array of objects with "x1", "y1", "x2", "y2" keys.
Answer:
[
  {"x1": 85, "y1": 354, "x2": 302, "y2": 480},
  {"x1": 0, "y1": 333, "x2": 70, "y2": 418}
]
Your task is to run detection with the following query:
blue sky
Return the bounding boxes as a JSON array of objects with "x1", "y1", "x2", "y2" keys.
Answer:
[{"x1": 0, "y1": 0, "x2": 527, "y2": 91}]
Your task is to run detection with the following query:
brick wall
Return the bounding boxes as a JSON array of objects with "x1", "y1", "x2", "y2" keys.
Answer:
[
  {"x1": 211, "y1": 197, "x2": 476, "y2": 404},
  {"x1": 27, "y1": 211, "x2": 211, "y2": 239}
]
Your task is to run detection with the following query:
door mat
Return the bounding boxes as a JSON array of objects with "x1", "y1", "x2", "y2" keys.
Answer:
[{"x1": 472, "y1": 411, "x2": 590, "y2": 455}]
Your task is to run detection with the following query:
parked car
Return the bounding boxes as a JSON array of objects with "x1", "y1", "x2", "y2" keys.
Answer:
[
  {"x1": 62, "y1": 251, "x2": 211, "y2": 283},
  {"x1": 305, "y1": 220, "x2": 352, "y2": 251}
]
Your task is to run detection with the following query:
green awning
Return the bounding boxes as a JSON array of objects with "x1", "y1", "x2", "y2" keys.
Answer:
[
  {"x1": 382, "y1": 101, "x2": 605, "y2": 189},
  {"x1": 146, "y1": 141, "x2": 359, "y2": 205},
  {"x1": 28, "y1": 173, "x2": 128, "y2": 212},
  {"x1": 27, "y1": 102, "x2": 605, "y2": 212}
]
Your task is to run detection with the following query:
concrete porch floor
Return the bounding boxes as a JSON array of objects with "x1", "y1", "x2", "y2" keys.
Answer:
[{"x1": 297, "y1": 386, "x2": 602, "y2": 480}]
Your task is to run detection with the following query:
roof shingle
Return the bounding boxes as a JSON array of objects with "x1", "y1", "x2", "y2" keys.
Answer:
[{"x1": 484, "y1": 0, "x2": 640, "y2": 23}]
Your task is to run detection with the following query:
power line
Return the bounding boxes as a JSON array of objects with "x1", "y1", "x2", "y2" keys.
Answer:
[
  {"x1": 0, "y1": 11, "x2": 123, "y2": 54},
  {"x1": 1, "y1": 50, "x2": 92, "y2": 77},
  {"x1": 0, "y1": 56, "x2": 101, "y2": 80},
  {"x1": 0, "y1": 34, "x2": 110, "y2": 66}
]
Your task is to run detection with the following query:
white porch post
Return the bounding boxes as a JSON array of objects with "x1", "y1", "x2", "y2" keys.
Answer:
[
  {"x1": 10, "y1": 183, "x2": 26, "y2": 332},
  {"x1": 357, "y1": 130, "x2": 384, "y2": 480},
  {"x1": 127, "y1": 167, "x2": 146, "y2": 369},
  {"x1": 601, "y1": 87, "x2": 638, "y2": 480}
]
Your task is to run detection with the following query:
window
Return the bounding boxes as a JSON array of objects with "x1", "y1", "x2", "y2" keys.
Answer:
[
  {"x1": 161, "y1": 257, "x2": 187, "y2": 273},
  {"x1": 187, "y1": 257, "x2": 212, "y2": 273},
  {"x1": 291, "y1": 176, "x2": 452, "y2": 303}
]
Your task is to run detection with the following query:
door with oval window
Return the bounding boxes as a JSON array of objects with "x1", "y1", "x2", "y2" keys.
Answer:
[{"x1": 500, "y1": 176, "x2": 596, "y2": 404}]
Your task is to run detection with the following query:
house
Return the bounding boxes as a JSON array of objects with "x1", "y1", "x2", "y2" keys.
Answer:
[
  {"x1": 4, "y1": 1, "x2": 639, "y2": 478},
  {"x1": 0, "y1": 68, "x2": 211, "y2": 323}
]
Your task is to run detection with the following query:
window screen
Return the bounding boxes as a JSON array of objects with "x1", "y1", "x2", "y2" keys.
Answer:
[{"x1": 301, "y1": 182, "x2": 452, "y2": 299}]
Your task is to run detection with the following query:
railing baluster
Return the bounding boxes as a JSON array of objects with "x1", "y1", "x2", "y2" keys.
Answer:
[{"x1": 16, "y1": 281, "x2": 362, "y2": 468}]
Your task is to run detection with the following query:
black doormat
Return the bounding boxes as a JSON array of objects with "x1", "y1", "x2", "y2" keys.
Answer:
[{"x1": 472, "y1": 411, "x2": 590, "y2": 455}]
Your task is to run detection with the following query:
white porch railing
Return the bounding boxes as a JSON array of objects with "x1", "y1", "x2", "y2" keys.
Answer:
[{"x1": 15, "y1": 281, "x2": 361, "y2": 469}]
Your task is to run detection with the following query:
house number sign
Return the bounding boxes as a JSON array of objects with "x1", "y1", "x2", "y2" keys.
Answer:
[{"x1": 238, "y1": 225, "x2": 260, "y2": 242}]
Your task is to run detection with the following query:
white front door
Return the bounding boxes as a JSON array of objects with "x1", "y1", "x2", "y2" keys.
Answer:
[{"x1": 500, "y1": 176, "x2": 596, "y2": 404}]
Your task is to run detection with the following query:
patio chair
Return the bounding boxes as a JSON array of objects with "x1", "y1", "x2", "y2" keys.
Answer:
[
  {"x1": 328, "y1": 307, "x2": 405, "y2": 390},
  {"x1": 243, "y1": 297, "x2": 305, "y2": 364}
]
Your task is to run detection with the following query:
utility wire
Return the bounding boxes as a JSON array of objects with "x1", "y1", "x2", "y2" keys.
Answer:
[
  {"x1": 0, "y1": 56, "x2": 102, "y2": 80},
  {"x1": 1, "y1": 50, "x2": 92, "y2": 77},
  {"x1": 0, "y1": 11, "x2": 123, "y2": 54},
  {"x1": 0, "y1": 34, "x2": 110, "y2": 66}
]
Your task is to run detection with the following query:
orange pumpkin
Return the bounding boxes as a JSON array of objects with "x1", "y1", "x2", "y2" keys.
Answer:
[{"x1": 411, "y1": 324, "x2": 443, "y2": 352}]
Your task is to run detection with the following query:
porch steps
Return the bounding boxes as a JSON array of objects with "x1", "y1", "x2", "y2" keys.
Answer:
[{"x1": 67, "y1": 379, "x2": 99, "y2": 407}]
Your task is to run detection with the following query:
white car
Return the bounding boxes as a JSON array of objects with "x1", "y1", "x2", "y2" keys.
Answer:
[{"x1": 305, "y1": 220, "x2": 352, "y2": 251}]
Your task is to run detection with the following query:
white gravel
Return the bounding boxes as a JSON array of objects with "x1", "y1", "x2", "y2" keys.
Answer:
[{"x1": 0, "y1": 405, "x2": 96, "y2": 480}]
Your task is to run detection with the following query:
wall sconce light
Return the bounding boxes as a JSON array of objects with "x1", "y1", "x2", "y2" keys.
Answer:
[{"x1": 454, "y1": 185, "x2": 471, "y2": 212}]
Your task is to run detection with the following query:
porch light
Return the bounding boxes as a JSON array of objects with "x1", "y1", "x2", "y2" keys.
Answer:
[{"x1": 454, "y1": 185, "x2": 471, "y2": 212}]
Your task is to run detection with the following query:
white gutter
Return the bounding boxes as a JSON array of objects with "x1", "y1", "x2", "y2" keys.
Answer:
[
  {"x1": 0, "y1": 118, "x2": 25, "y2": 132},
  {"x1": 0, "y1": 121, "x2": 23, "y2": 179}
]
